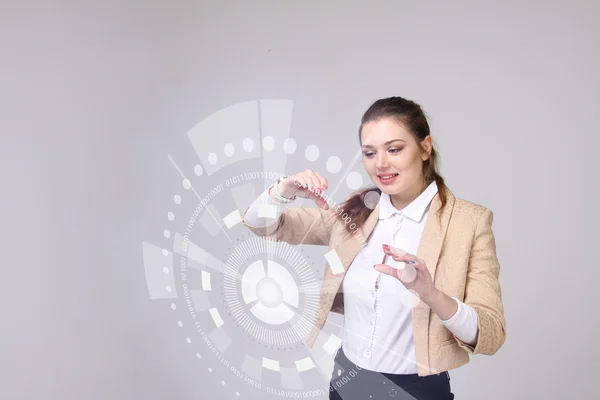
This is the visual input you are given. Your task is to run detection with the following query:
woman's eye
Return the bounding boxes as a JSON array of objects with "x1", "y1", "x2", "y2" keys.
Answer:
[
  {"x1": 389, "y1": 148, "x2": 400, "y2": 153},
  {"x1": 363, "y1": 152, "x2": 374, "y2": 157}
]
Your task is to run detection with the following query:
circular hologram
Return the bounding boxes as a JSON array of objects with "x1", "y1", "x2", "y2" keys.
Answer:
[{"x1": 223, "y1": 237, "x2": 319, "y2": 347}]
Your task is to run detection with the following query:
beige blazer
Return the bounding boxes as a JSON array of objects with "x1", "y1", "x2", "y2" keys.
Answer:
[{"x1": 241, "y1": 188, "x2": 506, "y2": 376}]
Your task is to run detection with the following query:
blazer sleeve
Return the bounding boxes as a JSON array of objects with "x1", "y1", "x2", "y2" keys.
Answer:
[
  {"x1": 241, "y1": 200, "x2": 338, "y2": 246},
  {"x1": 455, "y1": 208, "x2": 507, "y2": 355}
]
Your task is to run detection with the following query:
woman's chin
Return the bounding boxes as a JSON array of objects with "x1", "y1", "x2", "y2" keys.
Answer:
[{"x1": 377, "y1": 186, "x2": 399, "y2": 195}]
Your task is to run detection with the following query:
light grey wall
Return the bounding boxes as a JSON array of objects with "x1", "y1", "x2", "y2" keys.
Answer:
[{"x1": 1, "y1": 1, "x2": 597, "y2": 399}]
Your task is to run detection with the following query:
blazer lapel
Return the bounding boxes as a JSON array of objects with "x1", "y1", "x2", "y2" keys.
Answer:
[
  {"x1": 320, "y1": 203, "x2": 380, "y2": 292},
  {"x1": 336, "y1": 202, "x2": 381, "y2": 274},
  {"x1": 416, "y1": 190, "x2": 455, "y2": 284}
]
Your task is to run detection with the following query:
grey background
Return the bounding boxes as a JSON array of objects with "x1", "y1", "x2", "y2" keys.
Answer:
[{"x1": 1, "y1": 0, "x2": 598, "y2": 399}]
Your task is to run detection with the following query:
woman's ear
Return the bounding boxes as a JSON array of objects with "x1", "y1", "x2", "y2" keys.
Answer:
[{"x1": 421, "y1": 136, "x2": 433, "y2": 160}]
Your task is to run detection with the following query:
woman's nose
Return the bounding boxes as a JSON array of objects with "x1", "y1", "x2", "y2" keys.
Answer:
[{"x1": 376, "y1": 154, "x2": 389, "y2": 168}]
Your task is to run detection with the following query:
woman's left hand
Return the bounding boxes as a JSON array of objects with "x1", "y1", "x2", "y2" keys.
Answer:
[{"x1": 374, "y1": 244, "x2": 438, "y2": 303}]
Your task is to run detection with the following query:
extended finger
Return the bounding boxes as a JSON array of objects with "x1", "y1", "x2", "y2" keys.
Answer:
[
  {"x1": 382, "y1": 244, "x2": 412, "y2": 258},
  {"x1": 313, "y1": 171, "x2": 328, "y2": 190},
  {"x1": 389, "y1": 254, "x2": 418, "y2": 264},
  {"x1": 303, "y1": 170, "x2": 322, "y2": 193},
  {"x1": 313, "y1": 195, "x2": 330, "y2": 210},
  {"x1": 373, "y1": 264, "x2": 400, "y2": 279}
]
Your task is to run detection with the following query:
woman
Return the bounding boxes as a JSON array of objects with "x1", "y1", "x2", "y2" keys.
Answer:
[{"x1": 241, "y1": 96, "x2": 506, "y2": 399}]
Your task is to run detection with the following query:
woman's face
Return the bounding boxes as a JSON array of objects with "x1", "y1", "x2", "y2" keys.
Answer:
[{"x1": 360, "y1": 117, "x2": 431, "y2": 197}]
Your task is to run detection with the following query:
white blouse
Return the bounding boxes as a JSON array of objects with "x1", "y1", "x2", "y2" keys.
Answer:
[{"x1": 243, "y1": 182, "x2": 478, "y2": 374}]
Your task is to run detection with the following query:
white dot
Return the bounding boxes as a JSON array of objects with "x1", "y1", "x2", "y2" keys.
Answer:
[
  {"x1": 364, "y1": 191, "x2": 380, "y2": 209},
  {"x1": 263, "y1": 136, "x2": 275, "y2": 151},
  {"x1": 236, "y1": 392, "x2": 240, "y2": 397},
  {"x1": 326, "y1": 156, "x2": 342, "y2": 173},
  {"x1": 182, "y1": 179, "x2": 191, "y2": 190},
  {"x1": 400, "y1": 290, "x2": 420, "y2": 308},
  {"x1": 173, "y1": 194, "x2": 182, "y2": 204},
  {"x1": 243, "y1": 137, "x2": 254, "y2": 152},
  {"x1": 167, "y1": 212, "x2": 175, "y2": 221},
  {"x1": 208, "y1": 367, "x2": 213, "y2": 372},
  {"x1": 186, "y1": 337, "x2": 191, "y2": 343},
  {"x1": 165, "y1": 285, "x2": 172, "y2": 292},
  {"x1": 284, "y1": 138, "x2": 297, "y2": 154},
  {"x1": 162, "y1": 248, "x2": 169, "y2": 256},
  {"x1": 163, "y1": 267, "x2": 169, "y2": 274},
  {"x1": 221, "y1": 381, "x2": 226, "y2": 385},
  {"x1": 196, "y1": 353, "x2": 201, "y2": 359},
  {"x1": 305, "y1": 145, "x2": 320, "y2": 161},
  {"x1": 398, "y1": 264, "x2": 417, "y2": 283},
  {"x1": 224, "y1": 143, "x2": 235, "y2": 157},
  {"x1": 346, "y1": 171, "x2": 363, "y2": 190},
  {"x1": 194, "y1": 165, "x2": 203, "y2": 176},
  {"x1": 164, "y1": 229, "x2": 171, "y2": 238},
  {"x1": 208, "y1": 153, "x2": 218, "y2": 165},
  {"x1": 177, "y1": 321, "x2": 183, "y2": 327},
  {"x1": 170, "y1": 303, "x2": 177, "y2": 310}
]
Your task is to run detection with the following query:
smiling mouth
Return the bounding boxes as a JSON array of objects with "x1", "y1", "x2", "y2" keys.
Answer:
[{"x1": 377, "y1": 173, "x2": 399, "y2": 184}]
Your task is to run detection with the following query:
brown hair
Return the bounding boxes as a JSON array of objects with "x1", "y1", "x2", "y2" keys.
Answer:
[{"x1": 337, "y1": 96, "x2": 448, "y2": 235}]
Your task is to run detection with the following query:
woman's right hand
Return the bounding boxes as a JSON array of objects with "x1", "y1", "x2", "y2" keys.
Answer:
[{"x1": 276, "y1": 169, "x2": 330, "y2": 210}]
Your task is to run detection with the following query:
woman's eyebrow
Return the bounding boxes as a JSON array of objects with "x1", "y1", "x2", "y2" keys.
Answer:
[{"x1": 362, "y1": 139, "x2": 406, "y2": 149}]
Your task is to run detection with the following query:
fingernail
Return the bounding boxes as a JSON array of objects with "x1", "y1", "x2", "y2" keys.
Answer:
[
  {"x1": 408, "y1": 260, "x2": 415, "y2": 264},
  {"x1": 304, "y1": 183, "x2": 308, "y2": 188}
]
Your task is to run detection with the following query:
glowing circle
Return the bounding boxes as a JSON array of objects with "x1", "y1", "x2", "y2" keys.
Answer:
[
  {"x1": 346, "y1": 171, "x2": 363, "y2": 190},
  {"x1": 224, "y1": 143, "x2": 235, "y2": 157},
  {"x1": 284, "y1": 138, "x2": 297, "y2": 154},
  {"x1": 305, "y1": 145, "x2": 320, "y2": 161},
  {"x1": 256, "y1": 278, "x2": 283, "y2": 308},
  {"x1": 400, "y1": 289, "x2": 420, "y2": 308},
  {"x1": 364, "y1": 190, "x2": 380, "y2": 209},
  {"x1": 326, "y1": 156, "x2": 342, "y2": 173},
  {"x1": 208, "y1": 153, "x2": 218, "y2": 165},
  {"x1": 262, "y1": 136, "x2": 275, "y2": 151},
  {"x1": 243, "y1": 137, "x2": 254, "y2": 152}
]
